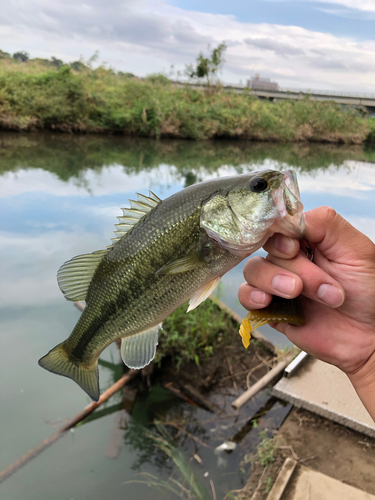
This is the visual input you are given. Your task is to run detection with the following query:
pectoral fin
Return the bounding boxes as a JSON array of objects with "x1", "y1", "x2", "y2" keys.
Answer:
[
  {"x1": 121, "y1": 324, "x2": 161, "y2": 369},
  {"x1": 156, "y1": 252, "x2": 207, "y2": 275},
  {"x1": 187, "y1": 277, "x2": 221, "y2": 312}
]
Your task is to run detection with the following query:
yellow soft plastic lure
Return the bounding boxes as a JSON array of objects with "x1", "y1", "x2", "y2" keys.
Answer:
[{"x1": 239, "y1": 295, "x2": 305, "y2": 348}]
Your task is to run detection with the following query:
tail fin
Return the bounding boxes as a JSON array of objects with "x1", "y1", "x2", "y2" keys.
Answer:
[{"x1": 38, "y1": 342, "x2": 100, "y2": 402}]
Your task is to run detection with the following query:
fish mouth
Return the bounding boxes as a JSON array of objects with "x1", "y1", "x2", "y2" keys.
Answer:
[{"x1": 271, "y1": 170, "x2": 305, "y2": 240}]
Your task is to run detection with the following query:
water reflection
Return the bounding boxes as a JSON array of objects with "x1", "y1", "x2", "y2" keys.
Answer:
[
  {"x1": 1, "y1": 132, "x2": 375, "y2": 181},
  {"x1": 0, "y1": 133, "x2": 374, "y2": 500},
  {"x1": 1, "y1": 135, "x2": 374, "y2": 322}
]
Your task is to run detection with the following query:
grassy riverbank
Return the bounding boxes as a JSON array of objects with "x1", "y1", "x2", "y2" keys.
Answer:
[{"x1": 1, "y1": 59, "x2": 374, "y2": 143}]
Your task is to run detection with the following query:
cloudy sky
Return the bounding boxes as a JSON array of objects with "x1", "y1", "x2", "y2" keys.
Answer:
[
  {"x1": 2, "y1": 159, "x2": 375, "y2": 310},
  {"x1": 1, "y1": 0, "x2": 375, "y2": 92}
]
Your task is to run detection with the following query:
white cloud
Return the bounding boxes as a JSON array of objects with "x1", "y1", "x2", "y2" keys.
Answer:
[
  {"x1": 0, "y1": 0, "x2": 375, "y2": 91},
  {"x1": 2, "y1": 160, "x2": 375, "y2": 202},
  {"x1": 0, "y1": 230, "x2": 104, "y2": 307},
  {"x1": 274, "y1": 0, "x2": 375, "y2": 14},
  {"x1": 297, "y1": 162, "x2": 375, "y2": 199},
  {"x1": 1, "y1": 158, "x2": 374, "y2": 308},
  {"x1": 0, "y1": 164, "x2": 181, "y2": 198},
  {"x1": 341, "y1": 215, "x2": 375, "y2": 242},
  {"x1": 309, "y1": 0, "x2": 375, "y2": 13},
  {"x1": 244, "y1": 37, "x2": 305, "y2": 56},
  {"x1": 0, "y1": 163, "x2": 264, "y2": 199}
]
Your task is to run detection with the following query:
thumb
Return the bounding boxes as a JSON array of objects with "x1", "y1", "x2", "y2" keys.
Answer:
[{"x1": 304, "y1": 207, "x2": 373, "y2": 263}]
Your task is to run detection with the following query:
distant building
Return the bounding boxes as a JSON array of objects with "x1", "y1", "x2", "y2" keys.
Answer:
[{"x1": 247, "y1": 74, "x2": 279, "y2": 91}]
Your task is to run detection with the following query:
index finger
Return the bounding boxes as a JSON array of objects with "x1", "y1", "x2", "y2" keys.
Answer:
[{"x1": 262, "y1": 233, "x2": 300, "y2": 259}]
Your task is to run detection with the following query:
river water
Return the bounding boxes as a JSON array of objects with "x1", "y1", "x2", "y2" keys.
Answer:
[{"x1": 0, "y1": 133, "x2": 374, "y2": 500}]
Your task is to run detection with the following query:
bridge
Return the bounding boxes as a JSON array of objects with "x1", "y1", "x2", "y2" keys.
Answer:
[
  {"x1": 178, "y1": 81, "x2": 375, "y2": 114},
  {"x1": 234, "y1": 86, "x2": 375, "y2": 114}
]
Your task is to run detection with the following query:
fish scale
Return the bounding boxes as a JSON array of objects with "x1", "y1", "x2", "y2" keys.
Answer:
[
  {"x1": 39, "y1": 170, "x2": 305, "y2": 401},
  {"x1": 72, "y1": 216, "x2": 238, "y2": 358}
]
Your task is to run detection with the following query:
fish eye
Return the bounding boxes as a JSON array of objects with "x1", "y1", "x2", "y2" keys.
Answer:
[{"x1": 250, "y1": 177, "x2": 268, "y2": 193}]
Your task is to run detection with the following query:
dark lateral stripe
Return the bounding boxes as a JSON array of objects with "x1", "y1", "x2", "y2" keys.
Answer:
[
  {"x1": 71, "y1": 213, "x2": 201, "y2": 360},
  {"x1": 71, "y1": 301, "x2": 118, "y2": 360}
]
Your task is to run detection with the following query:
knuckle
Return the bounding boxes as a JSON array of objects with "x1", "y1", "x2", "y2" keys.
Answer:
[
  {"x1": 243, "y1": 256, "x2": 264, "y2": 276},
  {"x1": 238, "y1": 282, "x2": 249, "y2": 296},
  {"x1": 251, "y1": 256, "x2": 265, "y2": 265},
  {"x1": 320, "y1": 206, "x2": 337, "y2": 223}
]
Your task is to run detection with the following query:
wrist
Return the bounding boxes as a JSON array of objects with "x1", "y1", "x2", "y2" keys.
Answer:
[{"x1": 347, "y1": 352, "x2": 375, "y2": 421}]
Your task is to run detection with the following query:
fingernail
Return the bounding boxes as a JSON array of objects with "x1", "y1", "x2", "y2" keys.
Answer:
[
  {"x1": 274, "y1": 235, "x2": 295, "y2": 254},
  {"x1": 317, "y1": 284, "x2": 344, "y2": 307},
  {"x1": 250, "y1": 290, "x2": 266, "y2": 305},
  {"x1": 272, "y1": 275, "x2": 296, "y2": 296}
]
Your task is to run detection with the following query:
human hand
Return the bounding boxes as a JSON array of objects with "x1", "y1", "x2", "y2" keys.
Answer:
[{"x1": 238, "y1": 207, "x2": 375, "y2": 416}]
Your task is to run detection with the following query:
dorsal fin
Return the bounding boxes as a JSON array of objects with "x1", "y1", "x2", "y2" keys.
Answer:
[
  {"x1": 57, "y1": 249, "x2": 107, "y2": 302},
  {"x1": 58, "y1": 190, "x2": 161, "y2": 300},
  {"x1": 108, "y1": 190, "x2": 161, "y2": 249}
]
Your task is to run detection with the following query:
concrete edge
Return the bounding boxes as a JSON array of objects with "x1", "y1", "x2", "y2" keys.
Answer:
[{"x1": 272, "y1": 386, "x2": 375, "y2": 438}]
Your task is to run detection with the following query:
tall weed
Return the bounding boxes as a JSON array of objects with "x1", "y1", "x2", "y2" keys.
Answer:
[{"x1": 0, "y1": 59, "x2": 372, "y2": 143}]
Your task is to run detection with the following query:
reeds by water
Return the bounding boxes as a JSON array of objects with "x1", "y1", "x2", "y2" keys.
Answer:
[{"x1": 0, "y1": 60, "x2": 374, "y2": 143}]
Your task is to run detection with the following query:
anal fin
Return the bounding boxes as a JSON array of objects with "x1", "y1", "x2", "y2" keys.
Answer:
[{"x1": 121, "y1": 324, "x2": 161, "y2": 369}]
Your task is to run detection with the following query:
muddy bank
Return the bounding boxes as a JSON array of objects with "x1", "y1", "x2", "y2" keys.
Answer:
[
  {"x1": 115, "y1": 298, "x2": 375, "y2": 500},
  {"x1": 142, "y1": 298, "x2": 277, "y2": 407},
  {"x1": 239, "y1": 407, "x2": 375, "y2": 500}
]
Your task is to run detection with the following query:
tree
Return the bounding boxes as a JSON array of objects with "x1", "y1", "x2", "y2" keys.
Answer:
[
  {"x1": 0, "y1": 50, "x2": 11, "y2": 60},
  {"x1": 70, "y1": 61, "x2": 86, "y2": 72},
  {"x1": 87, "y1": 50, "x2": 99, "y2": 69},
  {"x1": 118, "y1": 71, "x2": 136, "y2": 78},
  {"x1": 185, "y1": 42, "x2": 227, "y2": 87},
  {"x1": 51, "y1": 57, "x2": 64, "y2": 69},
  {"x1": 13, "y1": 51, "x2": 29, "y2": 62}
]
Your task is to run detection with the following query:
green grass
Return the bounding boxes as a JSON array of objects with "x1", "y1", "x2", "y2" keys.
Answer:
[
  {"x1": 366, "y1": 117, "x2": 375, "y2": 143},
  {"x1": 264, "y1": 477, "x2": 274, "y2": 494},
  {"x1": 256, "y1": 430, "x2": 279, "y2": 468},
  {"x1": 126, "y1": 421, "x2": 212, "y2": 500},
  {"x1": 0, "y1": 58, "x2": 373, "y2": 143},
  {"x1": 241, "y1": 428, "x2": 279, "y2": 472},
  {"x1": 155, "y1": 296, "x2": 237, "y2": 369}
]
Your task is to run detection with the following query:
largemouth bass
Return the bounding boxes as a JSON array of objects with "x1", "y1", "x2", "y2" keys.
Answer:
[{"x1": 39, "y1": 169, "x2": 305, "y2": 401}]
